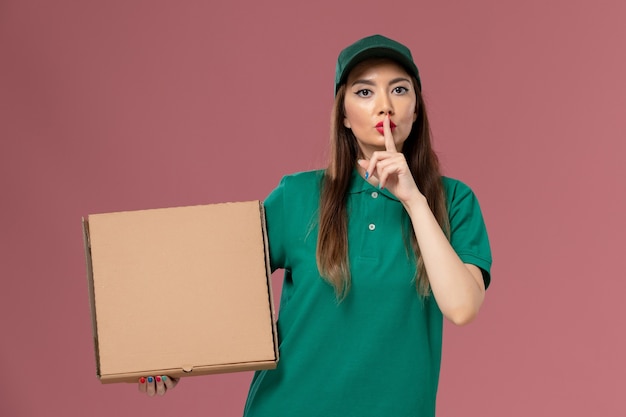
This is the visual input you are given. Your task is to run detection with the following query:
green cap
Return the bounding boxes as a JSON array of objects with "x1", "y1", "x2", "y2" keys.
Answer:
[{"x1": 334, "y1": 34, "x2": 421, "y2": 95}]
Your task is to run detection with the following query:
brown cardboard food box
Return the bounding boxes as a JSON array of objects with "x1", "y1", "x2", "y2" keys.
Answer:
[{"x1": 82, "y1": 201, "x2": 279, "y2": 383}]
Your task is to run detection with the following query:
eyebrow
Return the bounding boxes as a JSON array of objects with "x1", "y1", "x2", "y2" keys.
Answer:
[{"x1": 351, "y1": 77, "x2": 411, "y2": 87}]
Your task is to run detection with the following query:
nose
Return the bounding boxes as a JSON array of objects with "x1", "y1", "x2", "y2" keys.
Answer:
[{"x1": 377, "y1": 92, "x2": 394, "y2": 115}]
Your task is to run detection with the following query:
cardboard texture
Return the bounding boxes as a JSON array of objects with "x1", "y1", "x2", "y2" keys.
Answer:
[{"x1": 82, "y1": 201, "x2": 278, "y2": 383}]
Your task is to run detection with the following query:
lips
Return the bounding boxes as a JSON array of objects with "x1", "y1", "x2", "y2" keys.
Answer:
[{"x1": 375, "y1": 120, "x2": 396, "y2": 134}]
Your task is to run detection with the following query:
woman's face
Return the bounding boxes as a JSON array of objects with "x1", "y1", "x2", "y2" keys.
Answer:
[{"x1": 343, "y1": 59, "x2": 417, "y2": 157}]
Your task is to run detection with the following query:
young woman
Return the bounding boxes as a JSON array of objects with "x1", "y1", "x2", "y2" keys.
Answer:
[{"x1": 139, "y1": 34, "x2": 492, "y2": 417}]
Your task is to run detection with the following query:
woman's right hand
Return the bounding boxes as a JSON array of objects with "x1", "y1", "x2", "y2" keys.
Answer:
[{"x1": 137, "y1": 375, "x2": 179, "y2": 396}]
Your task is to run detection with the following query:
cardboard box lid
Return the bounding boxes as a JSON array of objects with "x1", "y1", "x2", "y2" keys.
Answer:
[{"x1": 83, "y1": 201, "x2": 278, "y2": 383}]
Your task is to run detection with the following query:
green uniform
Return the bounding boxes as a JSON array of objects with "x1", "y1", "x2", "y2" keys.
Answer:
[{"x1": 243, "y1": 169, "x2": 492, "y2": 417}]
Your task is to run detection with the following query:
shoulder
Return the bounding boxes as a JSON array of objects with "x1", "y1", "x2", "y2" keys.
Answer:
[
  {"x1": 441, "y1": 176, "x2": 475, "y2": 201},
  {"x1": 441, "y1": 176, "x2": 486, "y2": 224},
  {"x1": 277, "y1": 169, "x2": 325, "y2": 190},
  {"x1": 264, "y1": 169, "x2": 325, "y2": 211},
  {"x1": 268, "y1": 170, "x2": 325, "y2": 200}
]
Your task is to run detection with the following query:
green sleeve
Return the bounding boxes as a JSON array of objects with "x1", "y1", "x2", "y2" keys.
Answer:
[
  {"x1": 263, "y1": 177, "x2": 287, "y2": 272},
  {"x1": 444, "y1": 177, "x2": 493, "y2": 289}
]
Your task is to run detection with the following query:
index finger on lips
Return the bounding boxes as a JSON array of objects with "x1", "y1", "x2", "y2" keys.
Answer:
[{"x1": 384, "y1": 114, "x2": 397, "y2": 153}]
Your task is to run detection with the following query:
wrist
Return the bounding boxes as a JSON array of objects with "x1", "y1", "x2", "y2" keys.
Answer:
[{"x1": 403, "y1": 192, "x2": 429, "y2": 217}]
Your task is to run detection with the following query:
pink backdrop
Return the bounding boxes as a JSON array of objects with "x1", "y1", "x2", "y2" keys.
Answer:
[{"x1": 1, "y1": 0, "x2": 625, "y2": 415}]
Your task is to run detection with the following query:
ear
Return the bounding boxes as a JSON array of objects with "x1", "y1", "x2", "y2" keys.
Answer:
[{"x1": 343, "y1": 117, "x2": 351, "y2": 129}]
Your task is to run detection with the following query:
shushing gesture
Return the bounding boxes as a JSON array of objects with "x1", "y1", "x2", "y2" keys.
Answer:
[{"x1": 357, "y1": 114, "x2": 423, "y2": 206}]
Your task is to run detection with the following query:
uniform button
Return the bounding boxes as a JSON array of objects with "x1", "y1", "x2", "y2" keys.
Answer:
[
  {"x1": 371, "y1": 191, "x2": 378, "y2": 198},
  {"x1": 368, "y1": 224, "x2": 376, "y2": 231}
]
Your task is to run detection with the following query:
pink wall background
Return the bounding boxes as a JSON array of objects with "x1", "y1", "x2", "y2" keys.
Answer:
[{"x1": 1, "y1": 0, "x2": 625, "y2": 415}]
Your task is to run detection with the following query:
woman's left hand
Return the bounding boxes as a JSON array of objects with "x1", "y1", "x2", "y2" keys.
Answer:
[
  {"x1": 357, "y1": 114, "x2": 423, "y2": 205},
  {"x1": 137, "y1": 375, "x2": 179, "y2": 397}
]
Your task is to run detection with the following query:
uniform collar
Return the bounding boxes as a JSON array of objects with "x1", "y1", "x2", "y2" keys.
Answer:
[{"x1": 347, "y1": 169, "x2": 400, "y2": 201}]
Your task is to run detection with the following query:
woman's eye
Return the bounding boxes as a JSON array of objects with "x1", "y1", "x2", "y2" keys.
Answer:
[
  {"x1": 356, "y1": 89, "x2": 372, "y2": 97},
  {"x1": 393, "y1": 86, "x2": 409, "y2": 94}
]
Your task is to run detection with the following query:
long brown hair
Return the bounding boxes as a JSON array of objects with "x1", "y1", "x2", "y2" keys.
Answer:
[{"x1": 316, "y1": 76, "x2": 450, "y2": 300}]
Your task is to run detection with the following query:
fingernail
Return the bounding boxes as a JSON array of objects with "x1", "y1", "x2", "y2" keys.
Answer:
[
  {"x1": 147, "y1": 377, "x2": 153, "y2": 383},
  {"x1": 378, "y1": 183, "x2": 383, "y2": 190},
  {"x1": 139, "y1": 377, "x2": 146, "y2": 384},
  {"x1": 365, "y1": 171, "x2": 369, "y2": 179},
  {"x1": 162, "y1": 376, "x2": 167, "y2": 381},
  {"x1": 156, "y1": 376, "x2": 161, "y2": 382}
]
